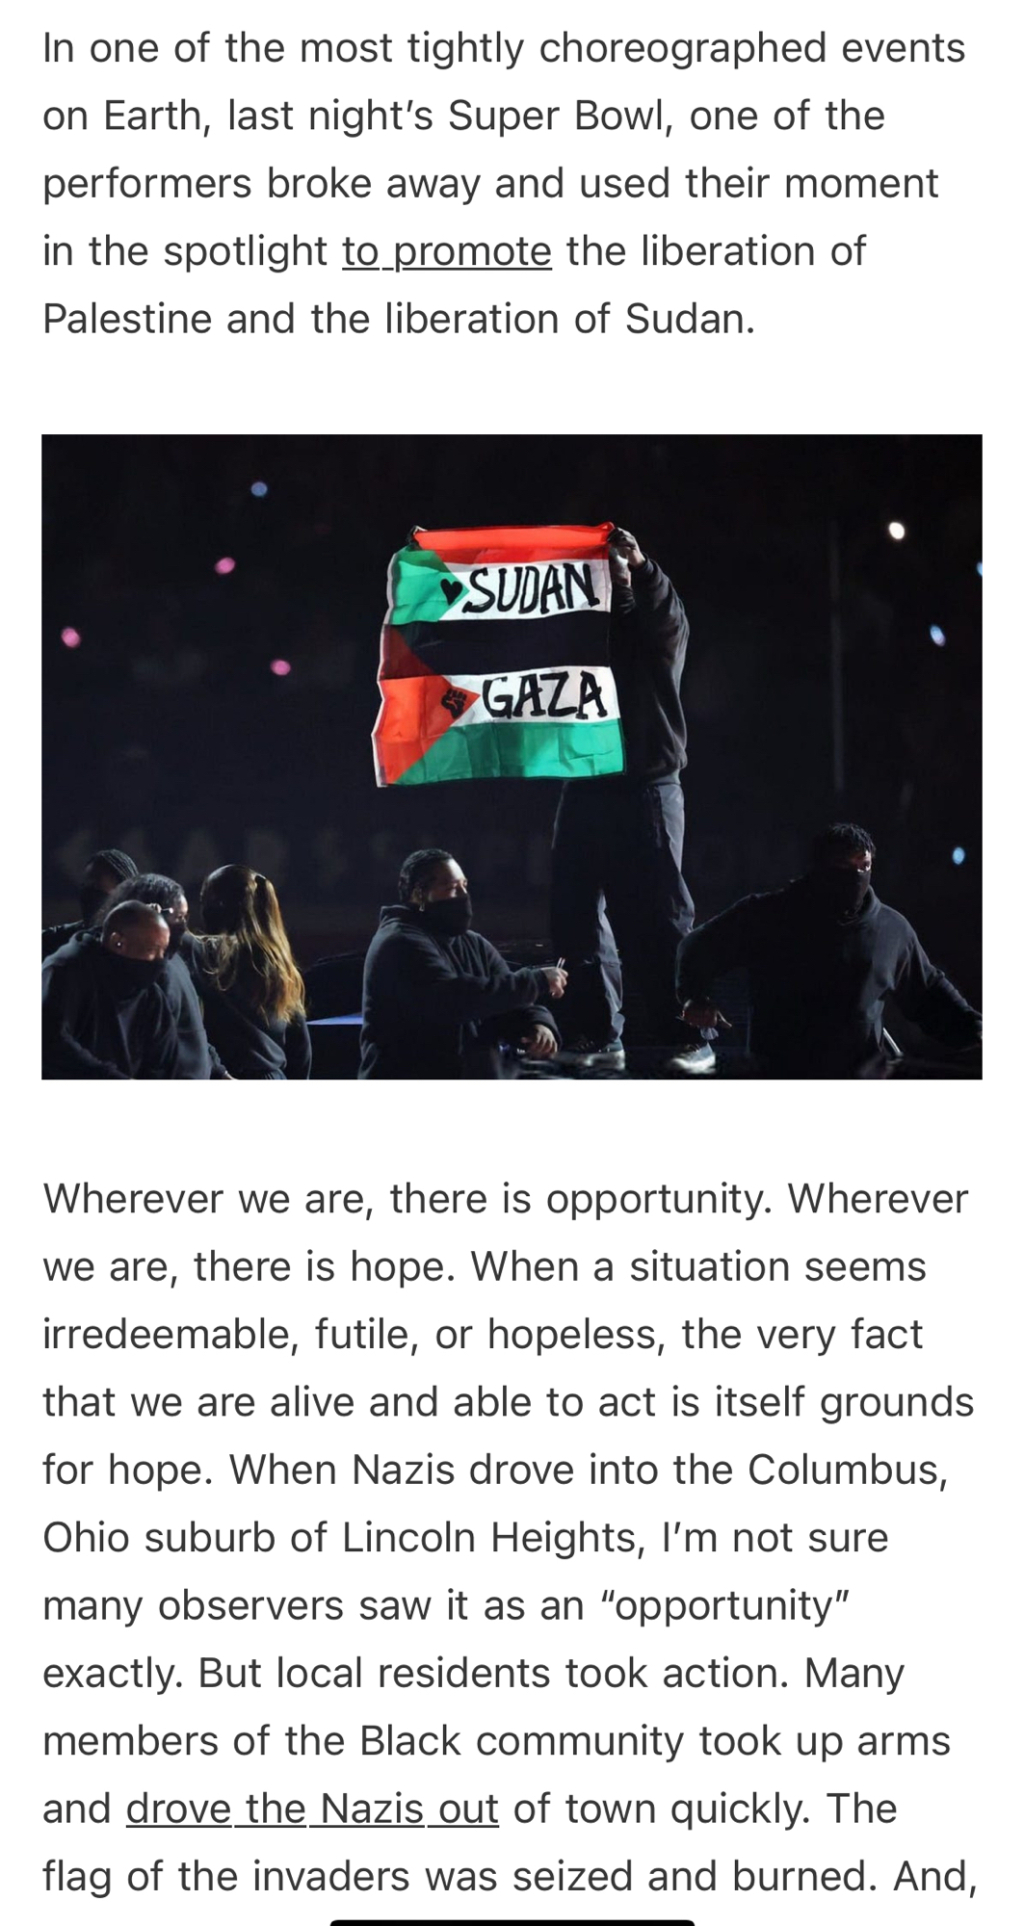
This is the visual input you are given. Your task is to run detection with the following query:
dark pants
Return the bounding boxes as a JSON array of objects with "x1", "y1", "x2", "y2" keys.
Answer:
[{"x1": 551, "y1": 775, "x2": 695, "y2": 1045}]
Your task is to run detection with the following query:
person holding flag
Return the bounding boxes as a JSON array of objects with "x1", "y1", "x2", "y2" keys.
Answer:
[{"x1": 550, "y1": 526, "x2": 709, "y2": 1072}]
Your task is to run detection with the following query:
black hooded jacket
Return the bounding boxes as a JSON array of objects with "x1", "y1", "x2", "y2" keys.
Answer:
[
  {"x1": 607, "y1": 557, "x2": 690, "y2": 783},
  {"x1": 187, "y1": 943, "x2": 312, "y2": 1080},
  {"x1": 42, "y1": 931, "x2": 180, "y2": 1080},
  {"x1": 676, "y1": 879, "x2": 981, "y2": 1077},
  {"x1": 360, "y1": 908, "x2": 558, "y2": 1080}
]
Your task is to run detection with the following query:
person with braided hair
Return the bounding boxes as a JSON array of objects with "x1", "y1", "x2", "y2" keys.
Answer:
[
  {"x1": 360, "y1": 849, "x2": 565, "y2": 1080},
  {"x1": 43, "y1": 847, "x2": 139, "y2": 959},
  {"x1": 194, "y1": 864, "x2": 311, "y2": 1079}
]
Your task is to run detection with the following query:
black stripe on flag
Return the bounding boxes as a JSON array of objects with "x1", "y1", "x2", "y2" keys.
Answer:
[{"x1": 393, "y1": 609, "x2": 610, "y2": 678}]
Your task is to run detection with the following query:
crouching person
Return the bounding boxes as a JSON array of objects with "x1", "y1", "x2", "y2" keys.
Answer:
[
  {"x1": 103, "y1": 871, "x2": 231, "y2": 1078},
  {"x1": 675, "y1": 822, "x2": 982, "y2": 1078},
  {"x1": 360, "y1": 849, "x2": 566, "y2": 1080},
  {"x1": 42, "y1": 901, "x2": 179, "y2": 1079}
]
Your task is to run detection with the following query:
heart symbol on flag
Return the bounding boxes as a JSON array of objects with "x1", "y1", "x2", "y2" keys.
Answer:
[{"x1": 440, "y1": 579, "x2": 462, "y2": 606}]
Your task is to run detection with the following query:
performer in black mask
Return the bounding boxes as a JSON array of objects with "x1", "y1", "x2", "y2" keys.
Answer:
[
  {"x1": 42, "y1": 901, "x2": 180, "y2": 1079},
  {"x1": 675, "y1": 823, "x2": 981, "y2": 1078},
  {"x1": 42, "y1": 847, "x2": 138, "y2": 959},
  {"x1": 360, "y1": 848, "x2": 566, "y2": 1079},
  {"x1": 102, "y1": 873, "x2": 231, "y2": 1078}
]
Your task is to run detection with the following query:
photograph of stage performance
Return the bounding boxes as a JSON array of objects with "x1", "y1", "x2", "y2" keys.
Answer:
[{"x1": 42, "y1": 434, "x2": 981, "y2": 1080}]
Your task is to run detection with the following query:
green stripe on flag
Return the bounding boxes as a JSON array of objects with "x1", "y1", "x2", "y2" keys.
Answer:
[
  {"x1": 390, "y1": 547, "x2": 466, "y2": 625},
  {"x1": 395, "y1": 718, "x2": 625, "y2": 785}
]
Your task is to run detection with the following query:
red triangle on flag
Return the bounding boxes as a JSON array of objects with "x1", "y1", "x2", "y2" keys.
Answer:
[{"x1": 374, "y1": 659, "x2": 479, "y2": 786}]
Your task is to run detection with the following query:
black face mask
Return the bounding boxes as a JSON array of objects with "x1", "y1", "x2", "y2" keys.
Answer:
[
  {"x1": 163, "y1": 922, "x2": 186, "y2": 957},
  {"x1": 420, "y1": 894, "x2": 473, "y2": 938},
  {"x1": 810, "y1": 867, "x2": 871, "y2": 918},
  {"x1": 104, "y1": 952, "x2": 167, "y2": 992},
  {"x1": 80, "y1": 887, "x2": 109, "y2": 927}
]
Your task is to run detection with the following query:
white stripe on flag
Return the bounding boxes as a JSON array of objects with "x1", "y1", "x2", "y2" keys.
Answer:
[
  {"x1": 437, "y1": 558, "x2": 611, "y2": 620},
  {"x1": 448, "y1": 665, "x2": 620, "y2": 723}
]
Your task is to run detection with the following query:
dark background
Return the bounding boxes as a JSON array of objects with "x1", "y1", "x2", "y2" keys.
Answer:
[{"x1": 42, "y1": 434, "x2": 982, "y2": 1007}]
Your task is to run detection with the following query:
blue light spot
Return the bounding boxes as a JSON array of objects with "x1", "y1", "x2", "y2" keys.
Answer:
[
  {"x1": 930, "y1": 625, "x2": 946, "y2": 646},
  {"x1": 251, "y1": 480, "x2": 269, "y2": 498},
  {"x1": 952, "y1": 847, "x2": 966, "y2": 866},
  {"x1": 976, "y1": 561, "x2": 983, "y2": 577}
]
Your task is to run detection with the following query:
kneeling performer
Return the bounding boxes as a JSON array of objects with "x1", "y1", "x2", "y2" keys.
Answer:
[{"x1": 360, "y1": 848, "x2": 565, "y2": 1080}]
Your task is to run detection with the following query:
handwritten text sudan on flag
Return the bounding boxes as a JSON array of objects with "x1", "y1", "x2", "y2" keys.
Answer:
[{"x1": 372, "y1": 524, "x2": 624, "y2": 786}]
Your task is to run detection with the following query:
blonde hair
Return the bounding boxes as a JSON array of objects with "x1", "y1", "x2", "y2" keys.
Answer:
[{"x1": 200, "y1": 866, "x2": 305, "y2": 1023}]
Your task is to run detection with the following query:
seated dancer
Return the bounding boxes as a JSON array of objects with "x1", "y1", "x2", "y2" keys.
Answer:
[
  {"x1": 102, "y1": 872, "x2": 231, "y2": 1078},
  {"x1": 195, "y1": 864, "x2": 311, "y2": 1079},
  {"x1": 360, "y1": 848, "x2": 566, "y2": 1080},
  {"x1": 42, "y1": 900, "x2": 179, "y2": 1079},
  {"x1": 675, "y1": 822, "x2": 982, "y2": 1078},
  {"x1": 43, "y1": 847, "x2": 138, "y2": 959}
]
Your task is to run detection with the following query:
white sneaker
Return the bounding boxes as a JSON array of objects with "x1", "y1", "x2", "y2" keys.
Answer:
[
  {"x1": 666, "y1": 1042, "x2": 716, "y2": 1075},
  {"x1": 558, "y1": 1038, "x2": 627, "y2": 1070}
]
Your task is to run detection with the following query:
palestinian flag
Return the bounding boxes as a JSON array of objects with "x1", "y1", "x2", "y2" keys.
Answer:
[{"x1": 372, "y1": 524, "x2": 624, "y2": 786}]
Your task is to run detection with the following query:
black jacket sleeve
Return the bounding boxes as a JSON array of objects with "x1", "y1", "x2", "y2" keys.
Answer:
[
  {"x1": 137, "y1": 990, "x2": 184, "y2": 1080},
  {"x1": 42, "y1": 961, "x2": 129, "y2": 1079},
  {"x1": 285, "y1": 1015, "x2": 313, "y2": 1079},
  {"x1": 42, "y1": 963, "x2": 182, "y2": 1080},
  {"x1": 42, "y1": 922, "x2": 81, "y2": 961},
  {"x1": 676, "y1": 899, "x2": 758, "y2": 1004},
  {"x1": 382, "y1": 928, "x2": 553, "y2": 1028},
  {"x1": 890, "y1": 929, "x2": 982, "y2": 1047},
  {"x1": 622, "y1": 557, "x2": 689, "y2": 666}
]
